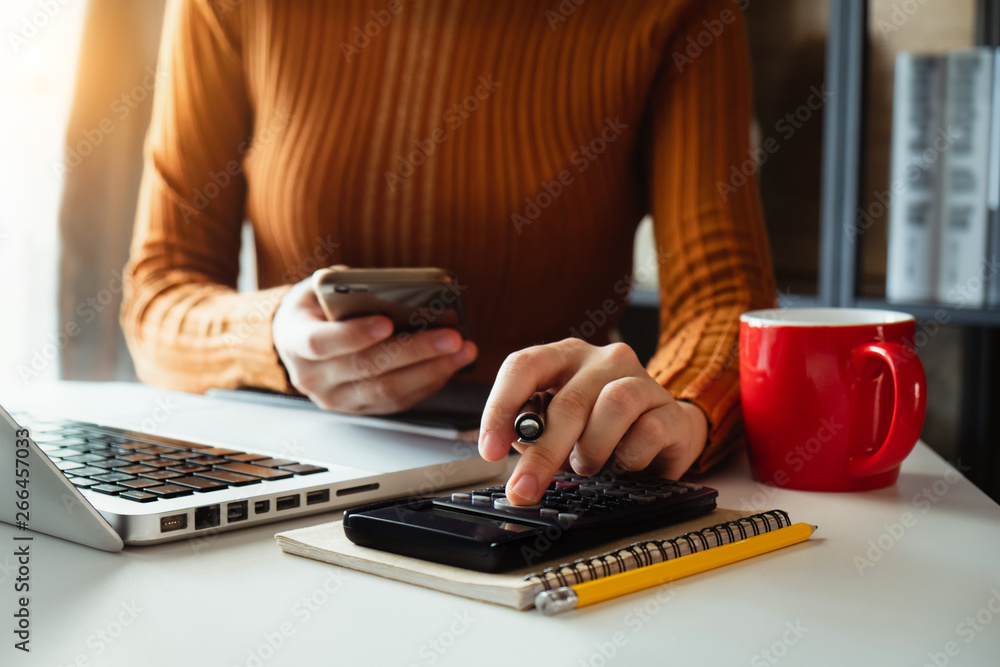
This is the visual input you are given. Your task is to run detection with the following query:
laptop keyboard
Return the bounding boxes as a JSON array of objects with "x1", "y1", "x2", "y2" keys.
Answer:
[{"x1": 13, "y1": 412, "x2": 327, "y2": 503}]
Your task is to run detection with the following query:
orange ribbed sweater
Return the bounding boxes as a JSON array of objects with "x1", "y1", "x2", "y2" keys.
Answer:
[{"x1": 122, "y1": 0, "x2": 776, "y2": 472}]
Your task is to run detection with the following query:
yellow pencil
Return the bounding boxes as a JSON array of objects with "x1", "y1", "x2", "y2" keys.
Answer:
[{"x1": 535, "y1": 522, "x2": 817, "y2": 616}]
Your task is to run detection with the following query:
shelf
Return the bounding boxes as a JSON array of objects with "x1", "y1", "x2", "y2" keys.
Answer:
[{"x1": 854, "y1": 298, "x2": 1000, "y2": 327}]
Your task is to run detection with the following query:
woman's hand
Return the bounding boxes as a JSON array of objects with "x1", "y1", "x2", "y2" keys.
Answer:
[
  {"x1": 478, "y1": 338, "x2": 708, "y2": 505},
  {"x1": 272, "y1": 277, "x2": 477, "y2": 414}
]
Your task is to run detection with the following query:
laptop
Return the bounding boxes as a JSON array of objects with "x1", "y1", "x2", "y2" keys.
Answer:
[{"x1": 0, "y1": 382, "x2": 502, "y2": 551}]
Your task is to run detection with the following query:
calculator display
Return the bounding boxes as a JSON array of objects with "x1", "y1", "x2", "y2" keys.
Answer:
[{"x1": 423, "y1": 506, "x2": 536, "y2": 533}]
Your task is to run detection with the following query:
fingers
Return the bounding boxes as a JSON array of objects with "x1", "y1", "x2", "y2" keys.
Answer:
[
  {"x1": 320, "y1": 341, "x2": 478, "y2": 413},
  {"x1": 571, "y1": 376, "x2": 664, "y2": 474},
  {"x1": 478, "y1": 340, "x2": 590, "y2": 463},
  {"x1": 503, "y1": 343, "x2": 651, "y2": 505},
  {"x1": 612, "y1": 403, "x2": 687, "y2": 471},
  {"x1": 480, "y1": 339, "x2": 711, "y2": 506},
  {"x1": 337, "y1": 328, "x2": 465, "y2": 381},
  {"x1": 273, "y1": 274, "x2": 480, "y2": 415},
  {"x1": 294, "y1": 316, "x2": 394, "y2": 361}
]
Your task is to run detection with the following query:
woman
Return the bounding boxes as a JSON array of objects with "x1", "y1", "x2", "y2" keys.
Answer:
[{"x1": 122, "y1": 0, "x2": 775, "y2": 505}]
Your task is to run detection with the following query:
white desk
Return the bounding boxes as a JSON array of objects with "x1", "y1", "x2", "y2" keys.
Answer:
[{"x1": 3, "y1": 383, "x2": 1000, "y2": 667}]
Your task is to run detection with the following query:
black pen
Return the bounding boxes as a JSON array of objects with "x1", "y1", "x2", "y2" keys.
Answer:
[{"x1": 514, "y1": 392, "x2": 550, "y2": 443}]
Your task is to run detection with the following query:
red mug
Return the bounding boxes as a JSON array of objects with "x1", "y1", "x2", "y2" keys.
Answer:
[{"x1": 739, "y1": 308, "x2": 926, "y2": 492}]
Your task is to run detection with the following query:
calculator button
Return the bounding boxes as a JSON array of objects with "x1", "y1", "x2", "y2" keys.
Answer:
[
  {"x1": 674, "y1": 481, "x2": 704, "y2": 491},
  {"x1": 494, "y1": 498, "x2": 542, "y2": 511},
  {"x1": 666, "y1": 486, "x2": 689, "y2": 495},
  {"x1": 471, "y1": 494, "x2": 492, "y2": 504},
  {"x1": 450, "y1": 493, "x2": 471, "y2": 502},
  {"x1": 557, "y1": 512, "x2": 580, "y2": 522}
]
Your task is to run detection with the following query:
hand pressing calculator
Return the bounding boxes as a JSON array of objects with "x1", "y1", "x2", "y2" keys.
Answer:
[{"x1": 343, "y1": 472, "x2": 718, "y2": 572}]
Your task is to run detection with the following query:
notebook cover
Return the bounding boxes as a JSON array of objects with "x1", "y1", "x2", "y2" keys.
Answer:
[{"x1": 275, "y1": 507, "x2": 769, "y2": 610}]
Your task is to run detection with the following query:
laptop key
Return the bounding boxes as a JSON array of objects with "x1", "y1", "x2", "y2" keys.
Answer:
[
  {"x1": 140, "y1": 470, "x2": 184, "y2": 480},
  {"x1": 161, "y1": 451, "x2": 198, "y2": 461},
  {"x1": 117, "y1": 464, "x2": 157, "y2": 474},
  {"x1": 216, "y1": 462, "x2": 295, "y2": 480},
  {"x1": 30, "y1": 434, "x2": 86, "y2": 445},
  {"x1": 64, "y1": 453, "x2": 111, "y2": 464},
  {"x1": 195, "y1": 469, "x2": 261, "y2": 486},
  {"x1": 187, "y1": 455, "x2": 228, "y2": 465},
  {"x1": 69, "y1": 477, "x2": 101, "y2": 488},
  {"x1": 146, "y1": 484, "x2": 195, "y2": 499},
  {"x1": 64, "y1": 465, "x2": 108, "y2": 477},
  {"x1": 225, "y1": 453, "x2": 269, "y2": 462},
  {"x1": 93, "y1": 472, "x2": 137, "y2": 484},
  {"x1": 189, "y1": 446, "x2": 242, "y2": 456},
  {"x1": 119, "y1": 491, "x2": 159, "y2": 503},
  {"x1": 142, "y1": 459, "x2": 177, "y2": 469},
  {"x1": 253, "y1": 458, "x2": 297, "y2": 468},
  {"x1": 171, "y1": 476, "x2": 228, "y2": 492},
  {"x1": 167, "y1": 463, "x2": 209, "y2": 473},
  {"x1": 135, "y1": 445, "x2": 180, "y2": 455},
  {"x1": 279, "y1": 464, "x2": 328, "y2": 475},
  {"x1": 43, "y1": 447, "x2": 86, "y2": 459},
  {"x1": 56, "y1": 460, "x2": 85, "y2": 471},
  {"x1": 119, "y1": 478, "x2": 163, "y2": 489},
  {"x1": 90, "y1": 458, "x2": 134, "y2": 469},
  {"x1": 118, "y1": 453, "x2": 157, "y2": 462},
  {"x1": 90, "y1": 483, "x2": 128, "y2": 495}
]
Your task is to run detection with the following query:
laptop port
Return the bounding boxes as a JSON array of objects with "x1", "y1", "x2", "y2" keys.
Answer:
[
  {"x1": 160, "y1": 514, "x2": 188, "y2": 533},
  {"x1": 336, "y1": 483, "x2": 380, "y2": 497},
  {"x1": 276, "y1": 494, "x2": 300, "y2": 511},
  {"x1": 227, "y1": 501, "x2": 248, "y2": 522},
  {"x1": 306, "y1": 489, "x2": 330, "y2": 505},
  {"x1": 254, "y1": 500, "x2": 270, "y2": 514},
  {"x1": 195, "y1": 504, "x2": 221, "y2": 529}
]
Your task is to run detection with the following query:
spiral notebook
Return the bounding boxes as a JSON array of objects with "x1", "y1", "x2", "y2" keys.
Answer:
[{"x1": 275, "y1": 508, "x2": 793, "y2": 610}]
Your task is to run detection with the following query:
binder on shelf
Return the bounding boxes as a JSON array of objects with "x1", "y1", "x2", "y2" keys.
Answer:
[
  {"x1": 936, "y1": 48, "x2": 994, "y2": 307},
  {"x1": 275, "y1": 508, "x2": 795, "y2": 610},
  {"x1": 987, "y1": 48, "x2": 1000, "y2": 308},
  {"x1": 886, "y1": 52, "x2": 947, "y2": 304}
]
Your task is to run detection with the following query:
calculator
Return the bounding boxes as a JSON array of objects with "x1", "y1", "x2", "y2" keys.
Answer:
[{"x1": 342, "y1": 472, "x2": 718, "y2": 573}]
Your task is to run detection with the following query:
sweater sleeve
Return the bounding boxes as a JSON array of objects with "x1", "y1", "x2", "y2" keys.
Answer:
[
  {"x1": 644, "y1": 0, "x2": 777, "y2": 473},
  {"x1": 121, "y1": 0, "x2": 293, "y2": 394}
]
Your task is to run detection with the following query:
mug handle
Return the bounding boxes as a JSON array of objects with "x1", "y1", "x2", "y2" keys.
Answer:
[{"x1": 847, "y1": 342, "x2": 927, "y2": 478}]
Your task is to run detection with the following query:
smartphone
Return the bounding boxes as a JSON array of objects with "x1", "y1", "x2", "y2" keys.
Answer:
[{"x1": 311, "y1": 267, "x2": 467, "y2": 335}]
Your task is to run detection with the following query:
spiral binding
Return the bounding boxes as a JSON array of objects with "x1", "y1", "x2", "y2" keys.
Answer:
[{"x1": 525, "y1": 510, "x2": 792, "y2": 591}]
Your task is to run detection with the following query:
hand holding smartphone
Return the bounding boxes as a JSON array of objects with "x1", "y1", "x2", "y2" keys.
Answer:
[
  {"x1": 311, "y1": 267, "x2": 468, "y2": 335},
  {"x1": 270, "y1": 266, "x2": 477, "y2": 416}
]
